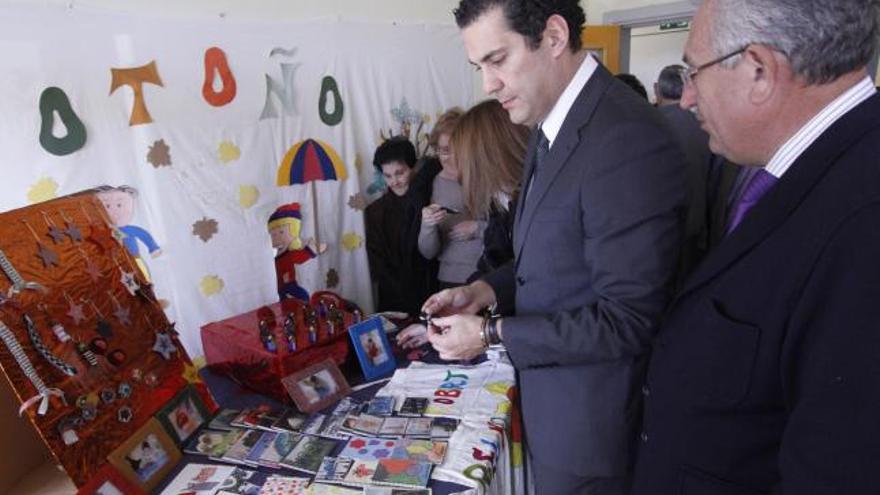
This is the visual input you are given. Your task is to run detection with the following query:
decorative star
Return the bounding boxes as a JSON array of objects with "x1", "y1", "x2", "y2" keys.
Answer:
[
  {"x1": 36, "y1": 243, "x2": 60, "y2": 267},
  {"x1": 113, "y1": 305, "x2": 131, "y2": 326},
  {"x1": 96, "y1": 319, "x2": 114, "y2": 339},
  {"x1": 66, "y1": 302, "x2": 86, "y2": 324},
  {"x1": 165, "y1": 322, "x2": 178, "y2": 336},
  {"x1": 152, "y1": 332, "x2": 177, "y2": 360},
  {"x1": 84, "y1": 259, "x2": 102, "y2": 282},
  {"x1": 48, "y1": 225, "x2": 66, "y2": 244},
  {"x1": 181, "y1": 363, "x2": 202, "y2": 384},
  {"x1": 120, "y1": 270, "x2": 140, "y2": 295},
  {"x1": 65, "y1": 222, "x2": 82, "y2": 242}
]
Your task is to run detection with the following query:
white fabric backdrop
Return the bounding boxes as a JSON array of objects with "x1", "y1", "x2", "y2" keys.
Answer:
[{"x1": 0, "y1": 5, "x2": 474, "y2": 356}]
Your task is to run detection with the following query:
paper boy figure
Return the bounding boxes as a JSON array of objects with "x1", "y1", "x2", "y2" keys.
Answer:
[
  {"x1": 95, "y1": 185, "x2": 161, "y2": 282},
  {"x1": 268, "y1": 203, "x2": 325, "y2": 302}
]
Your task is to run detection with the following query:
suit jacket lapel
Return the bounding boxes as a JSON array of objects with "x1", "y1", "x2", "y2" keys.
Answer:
[
  {"x1": 679, "y1": 93, "x2": 880, "y2": 298},
  {"x1": 513, "y1": 64, "x2": 614, "y2": 263}
]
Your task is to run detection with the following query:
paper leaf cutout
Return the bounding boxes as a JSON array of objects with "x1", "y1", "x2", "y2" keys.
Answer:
[
  {"x1": 354, "y1": 153, "x2": 363, "y2": 172},
  {"x1": 192, "y1": 217, "x2": 218, "y2": 242},
  {"x1": 147, "y1": 139, "x2": 171, "y2": 168},
  {"x1": 326, "y1": 268, "x2": 340, "y2": 288},
  {"x1": 341, "y1": 232, "x2": 363, "y2": 251},
  {"x1": 200, "y1": 275, "x2": 224, "y2": 296},
  {"x1": 239, "y1": 185, "x2": 259, "y2": 208},
  {"x1": 347, "y1": 193, "x2": 368, "y2": 211},
  {"x1": 28, "y1": 177, "x2": 59, "y2": 204},
  {"x1": 218, "y1": 141, "x2": 241, "y2": 163}
]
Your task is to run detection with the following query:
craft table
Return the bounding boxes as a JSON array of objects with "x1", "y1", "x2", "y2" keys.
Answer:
[{"x1": 155, "y1": 344, "x2": 525, "y2": 495}]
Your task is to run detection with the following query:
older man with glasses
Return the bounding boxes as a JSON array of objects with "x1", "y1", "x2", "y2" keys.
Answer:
[{"x1": 632, "y1": 0, "x2": 880, "y2": 494}]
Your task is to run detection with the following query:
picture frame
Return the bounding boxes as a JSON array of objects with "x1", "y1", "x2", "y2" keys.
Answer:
[
  {"x1": 348, "y1": 317, "x2": 396, "y2": 380},
  {"x1": 106, "y1": 418, "x2": 182, "y2": 493},
  {"x1": 156, "y1": 384, "x2": 210, "y2": 445},
  {"x1": 75, "y1": 463, "x2": 147, "y2": 495},
  {"x1": 281, "y1": 358, "x2": 351, "y2": 413}
]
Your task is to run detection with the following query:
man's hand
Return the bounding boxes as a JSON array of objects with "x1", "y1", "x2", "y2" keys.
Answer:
[
  {"x1": 422, "y1": 280, "x2": 496, "y2": 317},
  {"x1": 396, "y1": 323, "x2": 428, "y2": 349},
  {"x1": 427, "y1": 314, "x2": 485, "y2": 361}
]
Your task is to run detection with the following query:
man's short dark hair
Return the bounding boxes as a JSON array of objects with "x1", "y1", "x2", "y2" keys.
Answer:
[
  {"x1": 614, "y1": 73, "x2": 648, "y2": 100},
  {"x1": 656, "y1": 64, "x2": 685, "y2": 101},
  {"x1": 373, "y1": 136, "x2": 417, "y2": 171},
  {"x1": 454, "y1": 0, "x2": 586, "y2": 52}
]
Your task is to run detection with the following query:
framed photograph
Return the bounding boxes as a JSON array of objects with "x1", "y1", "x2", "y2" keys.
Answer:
[
  {"x1": 75, "y1": 463, "x2": 147, "y2": 495},
  {"x1": 349, "y1": 317, "x2": 396, "y2": 380},
  {"x1": 107, "y1": 418, "x2": 182, "y2": 493},
  {"x1": 156, "y1": 385, "x2": 210, "y2": 444},
  {"x1": 281, "y1": 358, "x2": 351, "y2": 413}
]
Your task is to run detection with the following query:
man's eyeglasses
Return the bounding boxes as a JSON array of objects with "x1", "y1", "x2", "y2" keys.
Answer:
[{"x1": 681, "y1": 46, "x2": 747, "y2": 86}]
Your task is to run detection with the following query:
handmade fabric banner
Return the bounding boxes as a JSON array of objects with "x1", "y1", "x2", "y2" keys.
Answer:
[{"x1": 0, "y1": 5, "x2": 474, "y2": 356}]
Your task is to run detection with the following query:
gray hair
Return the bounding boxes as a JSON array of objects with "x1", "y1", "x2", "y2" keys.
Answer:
[
  {"x1": 657, "y1": 65, "x2": 685, "y2": 100},
  {"x1": 709, "y1": 0, "x2": 880, "y2": 84}
]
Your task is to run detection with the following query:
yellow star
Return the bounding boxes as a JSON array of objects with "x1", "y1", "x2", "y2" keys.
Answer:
[{"x1": 182, "y1": 361, "x2": 203, "y2": 384}]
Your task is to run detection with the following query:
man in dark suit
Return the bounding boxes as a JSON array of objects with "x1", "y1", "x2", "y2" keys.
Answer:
[
  {"x1": 631, "y1": 0, "x2": 880, "y2": 493},
  {"x1": 422, "y1": 1, "x2": 688, "y2": 493},
  {"x1": 654, "y1": 64, "x2": 738, "y2": 281}
]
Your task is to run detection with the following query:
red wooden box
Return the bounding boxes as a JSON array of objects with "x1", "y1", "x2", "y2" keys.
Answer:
[{"x1": 201, "y1": 295, "x2": 355, "y2": 402}]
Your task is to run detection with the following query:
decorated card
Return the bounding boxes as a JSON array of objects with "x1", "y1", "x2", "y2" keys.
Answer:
[
  {"x1": 392, "y1": 439, "x2": 448, "y2": 464},
  {"x1": 338, "y1": 435, "x2": 399, "y2": 460},
  {"x1": 222, "y1": 429, "x2": 264, "y2": 465},
  {"x1": 314, "y1": 456, "x2": 355, "y2": 484},
  {"x1": 372, "y1": 459, "x2": 432, "y2": 488},
  {"x1": 215, "y1": 467, "x2": 260, "y2": 495},
  {"x1": 341, "y1": 414, "x2": 384, "y2": 436},
  {"x1": 318, "y1": 414, "x2": 351, "y2": 440},
  {"x1": 258, "y1": 431, "x2": 301, "y2": 468},
  {"x1": 258, "y1": 474, "x2": 311, "y2": 495},
  {"x1": 158, "y1": 463, "x2": 236, "y2": 495},
  {"x1": 378, "y1": 417, "x2": 409, "y2": 437},
  {"x1": 301, "y1": 414, "x2": 327, "y2": 436},
  {"x1": 398, "y1": 397, "x2": 428, "y2": 417},
  {"x1": 272, "y1": 409, "x2": 310, "y2": 433},
  {"x1": 366, "y1": 396, "x2": 395, "y2": 416},
  {"x1": 280, "y1": 435, "x2": 337, "y2": 473},
  {"x1": 430, "y1": 418, "x2": 458, "y2": 439},
  {"x1": 210, "y1": 408, "x2": 242, "y2": 431},
  {"x1": 183, "y1": 428, "x2": 240, "y2": 458},
  {"x1": 244, "y1": 431, "x2": 278, "y2": 466},
  {"x1": 403, "y1": 418, "x2": 432, "y2": 438}
]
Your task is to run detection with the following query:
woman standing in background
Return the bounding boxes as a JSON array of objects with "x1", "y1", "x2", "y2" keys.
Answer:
[{"x1": 418, "y1": 108, "x2": 484, "y2": 289}]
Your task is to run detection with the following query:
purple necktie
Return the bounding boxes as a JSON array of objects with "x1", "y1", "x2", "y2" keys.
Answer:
[{"x1": 726, "y1": 168, "x2": 778, "y2": 235}]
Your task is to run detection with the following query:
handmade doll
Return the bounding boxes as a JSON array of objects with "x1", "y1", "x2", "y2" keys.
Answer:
[{"x1": 267, "y1": 203, "x2": 325, "y2": 302}]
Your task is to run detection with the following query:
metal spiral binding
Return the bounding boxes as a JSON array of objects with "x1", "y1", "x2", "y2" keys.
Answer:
[
  {"x1": 0, "y1": 319, "x2": 65, "y2": 416},
  {"x1": 23, "y1": 315, "x2": 77, "y2": 377}
]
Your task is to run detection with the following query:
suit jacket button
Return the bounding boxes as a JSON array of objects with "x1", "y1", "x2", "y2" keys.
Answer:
[
  {"x1": 641, "y1": 384, "x2": 650, "y2": 397},
  {"x1": 516, "y1": 276, "x2": 525, "y2": 286},
  {"x1": 641, "y1": 431, "x2": 649, "y2": 443}
]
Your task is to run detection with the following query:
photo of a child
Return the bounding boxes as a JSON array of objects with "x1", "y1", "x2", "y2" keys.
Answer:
[
  {"x1": 298, "y1": 370, "x2": 337, "y2": 404},
  {"x1": 124, "y1": 434, "x2": 170, "y2": 482}
]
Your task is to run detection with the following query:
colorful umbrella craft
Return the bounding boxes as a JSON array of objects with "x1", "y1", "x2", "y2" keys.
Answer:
[{"x1": 277, "y1": 139, "x2": 348, "y2": 246}]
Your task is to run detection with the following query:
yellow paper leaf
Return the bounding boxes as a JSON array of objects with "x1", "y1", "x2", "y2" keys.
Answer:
[
  {"x1": 239, "y1": 185, "x2": 259, "y2": 208},
  {"x1": 200, "y1": 275, "x2": 224, "y2": 296},
  {"x1": 27, "y1": 177, "x2": 59, "y2": 204},
  {"x1": 218, "y1": 141, "x2": 241, "y2": 163},
  {"x1": 354, "y1": 153, "x2": 363, "y2": 172},
  {"x1": 341, "y1": 232, "x2": 363, "y2": 251}
]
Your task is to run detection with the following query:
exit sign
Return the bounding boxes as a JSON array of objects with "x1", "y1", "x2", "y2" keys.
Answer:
[{"x1": 660, "y1": 20, "x2": 690, "y2": 30}]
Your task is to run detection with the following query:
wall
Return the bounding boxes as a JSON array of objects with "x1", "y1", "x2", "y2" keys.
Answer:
[{"x1": 586, "y1": 0, "x2": 662, "y2": 24}]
